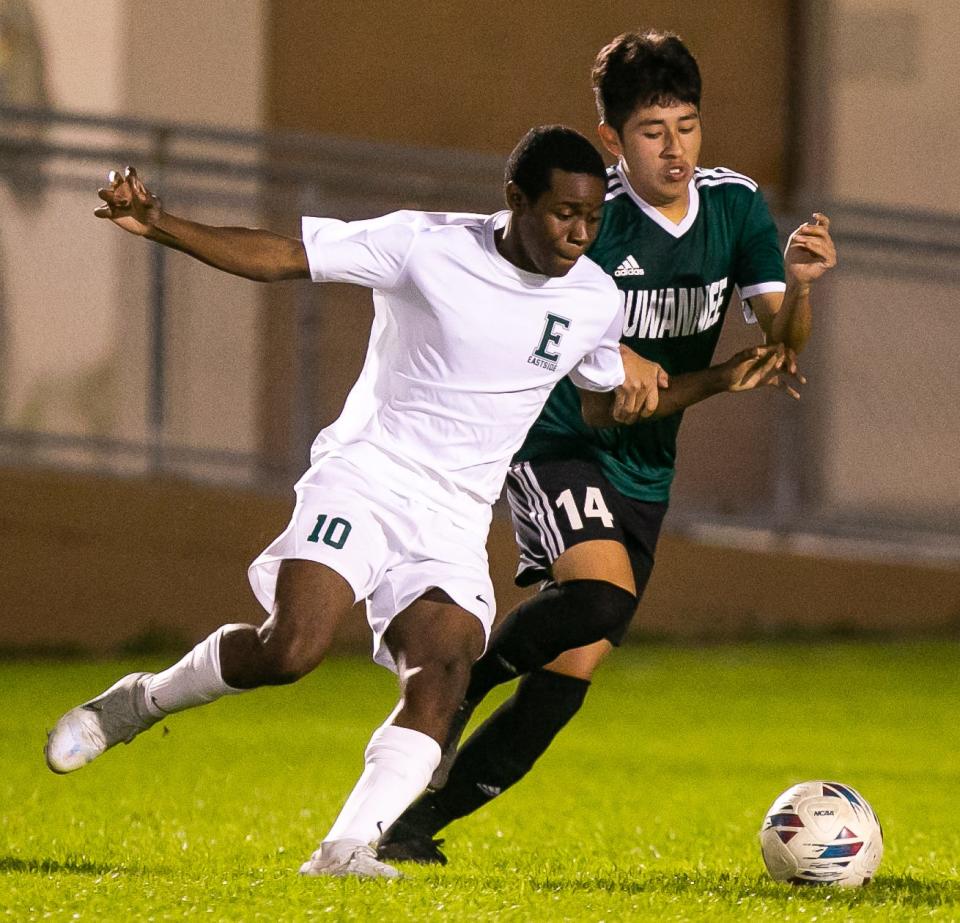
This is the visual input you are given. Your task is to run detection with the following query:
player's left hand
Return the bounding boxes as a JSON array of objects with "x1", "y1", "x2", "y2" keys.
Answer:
[
  {"x1": 785, "y1": 213, "x2": 836, "y2": 285},
  {"x1": 721, "y1": 343, "x2": 806, "y2": 400},
  {"x1": 613, "y1": 345, "x2": 669, "y2": 424}
]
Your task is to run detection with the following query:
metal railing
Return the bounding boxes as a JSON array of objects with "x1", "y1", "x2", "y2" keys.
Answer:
[
  {"x1": 2, "y1": 104, "x2": 959, "y2": 566},
  {"x1": 0, "y1": 103, "x2": 504, "y2": 487}
]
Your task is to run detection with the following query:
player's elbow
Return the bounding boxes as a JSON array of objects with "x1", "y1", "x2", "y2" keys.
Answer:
[{"x1": 250, "y1": 239, "x2": 311, "y2": 283}]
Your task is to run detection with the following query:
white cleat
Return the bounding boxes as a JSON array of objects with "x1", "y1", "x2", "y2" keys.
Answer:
[
  {"x1": 299, "y1": 840, "x2": 402, "y2": 880},
  {"x1": 45, "y1": 672, "x2": 160, "y2": 774}
]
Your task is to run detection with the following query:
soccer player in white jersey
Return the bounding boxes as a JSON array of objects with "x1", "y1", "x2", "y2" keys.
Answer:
[
  {"x1": 380, "y1": 31, "x2": 837, "y2": 865},
  {"x1": 44, "y1": 126, "x2": 660, "y2": 879}
]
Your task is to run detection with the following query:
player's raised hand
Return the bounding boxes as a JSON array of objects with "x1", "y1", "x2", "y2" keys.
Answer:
[
  {"x1": 612, "y1": 345, "x2": 669, "y2": 423},
  {"x1": 721, "y1": 343, "x2": 805, "y2": 400},
  {"x1": 94, "y1": 166, "x2": 162, "y2": 236},
  {"x1": 785, "y1": 213, "x2": 837, "y2": 285}
]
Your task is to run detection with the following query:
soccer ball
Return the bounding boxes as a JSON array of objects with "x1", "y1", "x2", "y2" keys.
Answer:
[{"x1": 759, "y1": 780, "x2": 883, "y2": 886}]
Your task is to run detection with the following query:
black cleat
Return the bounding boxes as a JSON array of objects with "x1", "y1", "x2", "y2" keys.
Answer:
[{"x1": 377, "y1": 835, "x2": 448, "y2": 866}]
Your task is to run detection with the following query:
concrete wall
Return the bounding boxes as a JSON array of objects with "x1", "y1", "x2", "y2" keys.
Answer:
[
  {"x1": 267, "y1": 0, "x2": 790, "y2": 188},
  {"x1": 2, "y1": 467, "x2": 957, "y2": 655},
  {"x1": 792, "y1": 0, "x2": 960, "y2": 528},
  {"x1": 830, "y1": 0, "x2": 960, "y2": 213}
]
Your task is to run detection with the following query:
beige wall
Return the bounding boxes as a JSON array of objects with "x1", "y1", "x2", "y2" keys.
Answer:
[
  {"x1": 4, "y1": 0, "x2": 268, "y2": 467},
  {"x1": 31, "y1": 0, "x2": 125, "y2": 114},
  {"x1": 831, "y1": 0, "x2": 960, "y2": 212},
  {"x1": 791, "y1": 0, "x2": 960, "y2": 527},
  {"x1": 813, "y1": 270, "x2": 960, "y2": 528},
  {"x1": 33, "y1": 0, "x2": 266, "y2": 124}
]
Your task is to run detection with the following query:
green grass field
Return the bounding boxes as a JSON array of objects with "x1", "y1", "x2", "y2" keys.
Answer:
[{"x1": 2, "y1": 641, "x2": 959, "y2": 921}]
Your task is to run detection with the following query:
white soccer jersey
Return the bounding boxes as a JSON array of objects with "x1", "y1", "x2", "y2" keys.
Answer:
[{"x1": 301, "y1": 209, "x2": 624, "y2": 520}]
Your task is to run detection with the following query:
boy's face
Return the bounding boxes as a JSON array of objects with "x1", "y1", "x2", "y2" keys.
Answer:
[
  {"x1": 598, "y1": 101, "x2": 702, "y2": 208},
  {"x1": 509, "y1": 169, "x2": 606, "y2": 277}
]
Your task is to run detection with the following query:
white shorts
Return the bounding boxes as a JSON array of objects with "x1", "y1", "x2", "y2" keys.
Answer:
[{"x1": 247, "y1": 454, "x2": 495, "y2": 673}]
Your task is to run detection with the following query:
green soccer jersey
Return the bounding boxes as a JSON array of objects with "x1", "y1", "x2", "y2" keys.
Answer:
[{"x1": 515, "y1": 163, "x2": 786, "y2": 502}]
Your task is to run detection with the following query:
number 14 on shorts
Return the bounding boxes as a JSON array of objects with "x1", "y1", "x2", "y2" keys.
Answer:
[
  {"x1": 307, "y1": 514, "x2": 352, "y2": 549},
  {"x1": 555, "y1": 488, "x2": 614, "y2": 530}
]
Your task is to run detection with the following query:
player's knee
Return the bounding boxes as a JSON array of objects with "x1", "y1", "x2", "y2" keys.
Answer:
[
  {"x1": 258, "y1": 632, "x2": 326, "y2": 685},
  {"x1": 403, "y1": 647, "x2": 475, "y2": 720},
  {"x1": 401, "y1": 612, "x2": 484, "y2": 680},
  {"x1": 414, "y1": 649, "x2": 474, "y2": 694},
  {"x1": 558, "y1": 579, "x2": 638, "y2": 647}
]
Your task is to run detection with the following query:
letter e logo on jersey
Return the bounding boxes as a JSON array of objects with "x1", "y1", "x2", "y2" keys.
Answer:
[{"x1": 528, "y1": 313, "x2": 571, "y2": 371}]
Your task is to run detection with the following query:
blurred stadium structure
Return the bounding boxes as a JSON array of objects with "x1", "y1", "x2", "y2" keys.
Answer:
[
  {"x1": 2, "y1": 102, "x2": 959, "y2": 566},
  {"x1": 2, "y1": 0, "x2": 959, "y2": 653}
]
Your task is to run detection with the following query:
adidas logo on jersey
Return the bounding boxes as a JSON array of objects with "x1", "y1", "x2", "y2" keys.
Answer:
[{"x1": 614, "y1": 255, "x2": 645, "y2": 277}]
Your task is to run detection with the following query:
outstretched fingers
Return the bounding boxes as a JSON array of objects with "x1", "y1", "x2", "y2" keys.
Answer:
[
  {"x1": 93, "y1": 165, "x2": 158, "y2": 236},
  {"x1": 756, "y1": 351, "x2": 806, "y2": 400},
  {"x1": 94, "y1": 167, "x2": 130, "y2": 217},
  {"x1": 126, "y1": 166, "x2": 151, "y2": 203},
  {"x1": 740, "y1": 347, "x2": 785, "y2": 389}
]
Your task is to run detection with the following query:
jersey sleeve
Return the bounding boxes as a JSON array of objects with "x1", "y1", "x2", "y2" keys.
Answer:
[
  {"x1": 300, "y1": 211, "x2": 420, "y2": 290},
  {"x1": 567, "y1": 303, "x2": 625, "y2": 392},
  {"x1": 733, "y1": 189, "x2": 786, "y2": 323}
]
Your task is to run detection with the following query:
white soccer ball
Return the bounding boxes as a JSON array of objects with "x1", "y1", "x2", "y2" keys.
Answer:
[{"x1": 759, "y1": 780, "x2": 883, "y2": 887}]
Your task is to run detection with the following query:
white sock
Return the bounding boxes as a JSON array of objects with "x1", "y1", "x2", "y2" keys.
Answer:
[
  {"x1": 142, "y1": 624, "x2": 245, "y2": 717},
  {"x1": 323, "y1": 724, "x2": 441, "y2": 845}
]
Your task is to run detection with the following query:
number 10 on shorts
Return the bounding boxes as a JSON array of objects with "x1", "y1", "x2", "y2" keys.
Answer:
[{"x1": 307, "y1": 514, "x2": 352, "y2": 549}]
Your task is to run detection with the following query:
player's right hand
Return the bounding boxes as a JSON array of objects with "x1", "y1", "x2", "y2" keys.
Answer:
[
  {"x1": 612, "y1": 344, "x2": 669, "y2": 424},
  {"x1": 94, "y1": 166, "x2": 161, "y2": 236}
]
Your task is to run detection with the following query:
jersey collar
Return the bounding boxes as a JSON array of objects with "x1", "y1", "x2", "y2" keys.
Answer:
[{"x1": 613, "y1": 161, "x2": 699, "y2": 239}]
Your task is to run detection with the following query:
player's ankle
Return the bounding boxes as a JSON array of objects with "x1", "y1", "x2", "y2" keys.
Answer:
[{"x1": 382, "y1": 793, "x2": 448, "y2": 841}]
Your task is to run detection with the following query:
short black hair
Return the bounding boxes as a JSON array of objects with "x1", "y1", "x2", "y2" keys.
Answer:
[
  {"x1": 504, "y1": 125, "x2": 607, "y2": 202},
  {"x1": 592, "y1": 30, "x2": 702, "y2": 134}
]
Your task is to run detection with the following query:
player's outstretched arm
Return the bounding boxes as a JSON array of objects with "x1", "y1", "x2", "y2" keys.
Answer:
[
  {"x1": 750, "y1": 213, "x2": 836, "y2": 356},
  {"x1": 579, "y1": 346, "x2": 668, "y2": 427},
  {"x1": 647, "y1": 343, "x2": 805, "y2": 420},
  {"x1": 95, "y1": 166, "x2": 309, "y2": 282}
]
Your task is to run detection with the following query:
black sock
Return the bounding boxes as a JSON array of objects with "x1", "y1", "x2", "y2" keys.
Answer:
[
  {"x1": 465, "y1": 580, "x2": 635, "y2": 703},
  {"x1": 383, "y1": 669, "x2": 590, "y2": 840}
]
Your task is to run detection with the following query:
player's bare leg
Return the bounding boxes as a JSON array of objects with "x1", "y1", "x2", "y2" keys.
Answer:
[
  {"x1": 300, "y1": 590, "x2": 485, "y2": 879},
  {"x1": 44, "y1": 560, "x2": 353, "y2": 773},
  {"x1": 542, "y1": 637, "x2": 612, "y2": 681}
]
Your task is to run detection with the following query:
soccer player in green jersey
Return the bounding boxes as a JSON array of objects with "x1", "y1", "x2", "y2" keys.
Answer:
[{"x1": 379, "y1": 29, "x2": 836, "y2": 865}]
